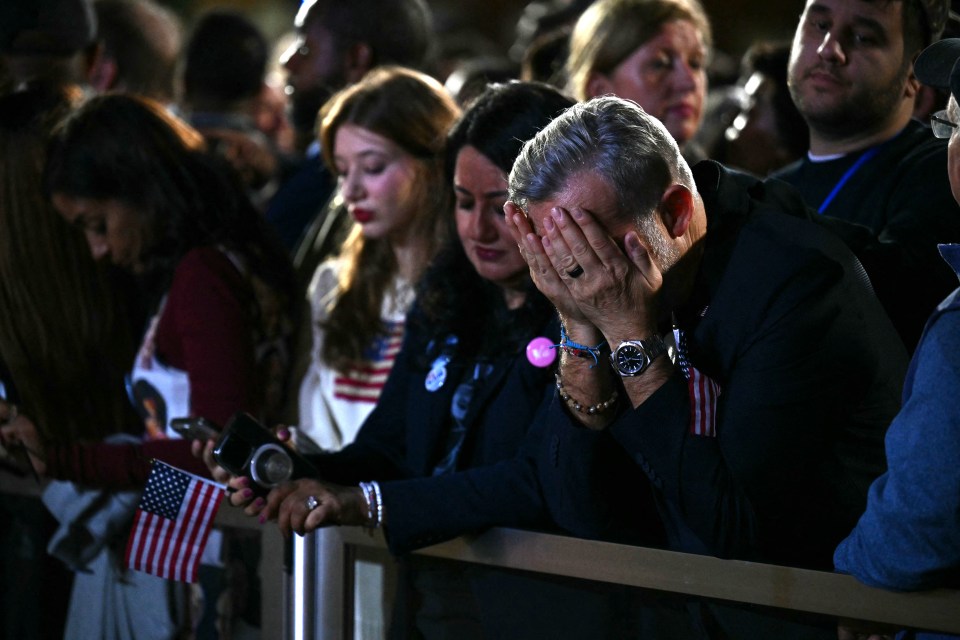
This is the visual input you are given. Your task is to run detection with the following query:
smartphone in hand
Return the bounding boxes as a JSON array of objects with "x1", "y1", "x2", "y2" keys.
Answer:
[{"x1": 170, "y1": 417, "x2": 219, "y2": 441}]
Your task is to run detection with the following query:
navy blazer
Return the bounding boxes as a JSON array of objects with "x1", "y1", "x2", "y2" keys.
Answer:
[
  {"x1": 309, "y1": 308, "x2": 694, "y2": 639},
  {"x1": 538, "y1": 162, "x2": 907, "y2": 572},
  {"x1": 307, "y1": 308, "x2": 560, "y2": 553}
]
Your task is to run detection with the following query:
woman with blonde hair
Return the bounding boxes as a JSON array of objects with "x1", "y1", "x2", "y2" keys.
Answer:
[
  {"x1": 297, "y1": 66, "x2": 460, "y2": 451},
  {"x1": 566, "y1": 0, "x2": 712, "y2": 160}
]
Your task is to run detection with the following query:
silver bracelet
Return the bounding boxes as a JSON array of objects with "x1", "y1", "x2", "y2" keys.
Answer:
[
  {"x1": 358, "y1": 481, "x2": 383, "y2": 529},
  {"x1": 371, "y1": 480, "x2": 383, "y2": 529},
  {"x1": 358, "y1": 481, "x2": 376, "y2": 528}
]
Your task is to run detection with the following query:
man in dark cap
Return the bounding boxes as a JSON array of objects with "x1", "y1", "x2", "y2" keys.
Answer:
[
  {"x1": 0, "y1": 0, "x2": 100, "y2": 89},
  {"x1": 834, "y1": 36, "x2": 960, "y2": 640},
  {"x1": 774, "y1": 0, "x2": 960, "y2": 353}
]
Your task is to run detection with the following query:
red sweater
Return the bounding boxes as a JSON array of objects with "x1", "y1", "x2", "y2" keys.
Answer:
[{"x1": 46, "y1": 247, "x2": 261, "y2": 487}]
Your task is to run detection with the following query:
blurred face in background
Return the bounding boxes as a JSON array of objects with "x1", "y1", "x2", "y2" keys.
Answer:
[
  {"x1": 454, "y1": 146, "x2": 527, "y2": 297},
  {"x1": 281, "y1": 11, "x2": 348, "y2": 136},
  {"x1": 725, "y1": 72, "x2": 803, "y2": 176},
  {"x1": 587, "y1": 19, "x2": 708, "y2": 145}
]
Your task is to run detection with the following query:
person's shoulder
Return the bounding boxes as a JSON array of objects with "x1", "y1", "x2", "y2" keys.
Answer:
[
  {"x1": 171, "y1": 246, "x2": 247, "y2": 295},
  {"x1": 306, "y1": 257, "x2": 345, "y2": 314},
  {"x1": 721, "y1": 179, "x2": 857, "y2": 281},
  {"x1": 176, "y1": 245, "x2": 239, "y2": 273},
  {"x1": 269, "y1": 154, "x2": 333, "y2": 206},
  {"x1": 885, "y1": 119, "x2": 948, "y2": 167},
  {"x1": 940, "y1": 245, "x2": 960, "y2": 284},
  {"x1": 708, "y1": 161, "x2": 819, "y2": 229},
  {"x1": 769, "y1": 157, "x2": 805, "y2": 183},
  {"x1": 308, "y1": 257, "x2": 345, "y2": 293}
]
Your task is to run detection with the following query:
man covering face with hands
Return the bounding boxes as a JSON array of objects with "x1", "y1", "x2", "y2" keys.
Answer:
[{"x1": 507, "y1": 95, "x2": 907, "y2": 636}]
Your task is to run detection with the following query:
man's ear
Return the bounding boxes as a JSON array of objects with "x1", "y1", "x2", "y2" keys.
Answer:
[
  {"x1": 343, "y1": 42, "x2": 374, "y2": 84},
  {"x1": 585, "y1": 71, "x2": 614, "y2": 99},
  {"x1": 904, "y1": 56, "x2": 921, "y2": 100},
  {"x1": 658, "y1": 184, "x2": 695, "y2": 239}
]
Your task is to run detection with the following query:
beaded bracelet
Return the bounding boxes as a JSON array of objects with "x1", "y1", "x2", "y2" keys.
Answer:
[
  {"x1": 554, "y1": 372, "x2": 619, "y2": 415},
  {"x1": 557, "y1": 325, "x2": 609, "y2": 368}
]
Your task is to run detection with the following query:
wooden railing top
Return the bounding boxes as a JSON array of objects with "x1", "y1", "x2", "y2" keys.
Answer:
[
  {"x1": 6, "y1": 471, "x2": 958, "y2": 636},
  {"x1": 337, "y1": 526, "x2": 960, "y2": 635}
]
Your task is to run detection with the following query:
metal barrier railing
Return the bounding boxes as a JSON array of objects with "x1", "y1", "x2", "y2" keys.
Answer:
[
  {"x1": 300, "y1": 526, "x2": 960, "y2": 639},
  {"x1": 6, "y1": 470, "x2": 960, "y2": 639},
  {"x1": 0, "y1": 471, "x2": 286, "y2": 639}
]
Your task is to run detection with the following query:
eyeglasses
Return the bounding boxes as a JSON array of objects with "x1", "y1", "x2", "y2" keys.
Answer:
[{"x1": 931, "y1": 110, "x2": 958, "y2": 139}]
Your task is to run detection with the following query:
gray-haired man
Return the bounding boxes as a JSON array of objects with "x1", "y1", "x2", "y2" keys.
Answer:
[{"x1": 507, "y1": 96, "x2": 907, "y2": 637}]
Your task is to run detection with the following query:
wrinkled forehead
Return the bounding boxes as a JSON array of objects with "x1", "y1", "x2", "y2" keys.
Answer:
[{"x1": 522, "y1": 170, "x2": 625, "y2": 235}]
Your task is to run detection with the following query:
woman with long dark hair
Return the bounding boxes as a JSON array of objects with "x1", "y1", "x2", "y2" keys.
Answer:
[
  {"x1": 2, "y1": 92, "x2": 296, "y2": 483},
  {"x1": 0, "y1": 91, "x2": 297, "y2": 637},
  {"x1": 0, "y1": 84, "x2": 132, "y2": 640}
]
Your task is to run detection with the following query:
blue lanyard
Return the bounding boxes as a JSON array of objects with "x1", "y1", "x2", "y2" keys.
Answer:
[{"x1": 817, "y1": 146, "x2": 881, "y2": 214}]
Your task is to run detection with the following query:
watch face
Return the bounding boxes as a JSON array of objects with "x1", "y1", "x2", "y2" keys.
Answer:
[{"x1": 615, "y1": 343, "x2": 650, "y2": 376}]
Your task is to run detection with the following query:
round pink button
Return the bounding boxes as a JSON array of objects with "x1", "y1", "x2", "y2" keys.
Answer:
[{"x1": 526, "y1": 336, "x2": 557, "y2": 368}]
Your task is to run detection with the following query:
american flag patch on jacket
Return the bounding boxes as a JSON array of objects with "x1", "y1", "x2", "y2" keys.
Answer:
[
  {"x1": 673, "y1": 327, "x2": 720, "y2": 437},
  {"x1": 334, "y1": 319, "x2": 405, "y2": 403}
]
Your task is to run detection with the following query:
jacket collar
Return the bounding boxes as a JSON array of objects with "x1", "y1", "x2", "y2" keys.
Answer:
[{"x1": 939, "y1": 244, "x2": 960, "y2": 281}]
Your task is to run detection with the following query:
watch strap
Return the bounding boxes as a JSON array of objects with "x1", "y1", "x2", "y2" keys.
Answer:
[{"x1": 610, "y1": 335, "x2": 668, "y2": 377}]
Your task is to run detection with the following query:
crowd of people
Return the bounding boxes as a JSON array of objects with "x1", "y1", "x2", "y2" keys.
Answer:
[{"x1": 0, "y1": 0, "x2": 958, "y2": 638}]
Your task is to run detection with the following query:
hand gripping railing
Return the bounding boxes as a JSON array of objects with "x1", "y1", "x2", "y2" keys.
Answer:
[{"x1": 5, "y1": 471, "x2": 958, "y2": 640}]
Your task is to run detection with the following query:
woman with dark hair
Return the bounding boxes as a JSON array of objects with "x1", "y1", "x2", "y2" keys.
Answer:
[
  {"x1": 0, "y1": 84, "x2": 131, "y2": 640},
  {"x1": 257, "y1": 81, "x2": 574, "y2": 541},
  {"x1": 0, "y1": 92, "x2": 297, "y2": 638},
  {"x1": 0, "y1": 87, "x2": 134, "y2": 448},
  {"x1": 2, "y1": 91, "x2": 296, "y2": 483},
  {"x1": 297, "y1": 66, "x2": 459, "y2": 452}
]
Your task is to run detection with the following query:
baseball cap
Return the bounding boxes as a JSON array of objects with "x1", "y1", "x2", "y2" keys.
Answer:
[
  {"x1": 915, "y1": 37, "x2": 960, "y2": 101},
  {"x1": 0, "y1": 0, "x2": 97, "y2": 56}
]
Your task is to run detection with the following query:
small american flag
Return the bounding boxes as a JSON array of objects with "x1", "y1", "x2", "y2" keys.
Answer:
[
  {"x1": 673, "y1": 327, "x2": 721, "y2": 438},
  {"x1": 125, "y1": 461, "x2": 224, "y2": 583}
]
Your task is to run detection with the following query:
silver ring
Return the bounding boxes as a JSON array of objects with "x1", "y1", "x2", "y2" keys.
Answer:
[
  {"x1": 305, "y1": 495, "x2": 320, "y2": 511},
  {"x1": 566, "y1": 265, "x2": 584, "y2": 278}
]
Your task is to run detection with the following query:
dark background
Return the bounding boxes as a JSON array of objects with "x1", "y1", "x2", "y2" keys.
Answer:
[{"x1": 161, "y1": 0, "x2": 808, "y2": 69}]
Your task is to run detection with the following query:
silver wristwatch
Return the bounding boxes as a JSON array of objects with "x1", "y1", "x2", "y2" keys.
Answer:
[{"x1": 610, "y1": 336, "x2": 668, "y2": 377}]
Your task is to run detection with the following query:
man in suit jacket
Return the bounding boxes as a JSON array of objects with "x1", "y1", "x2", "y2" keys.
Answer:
[{"x1": 506, "y1": 95, "x2": 908, "y2": 637}]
